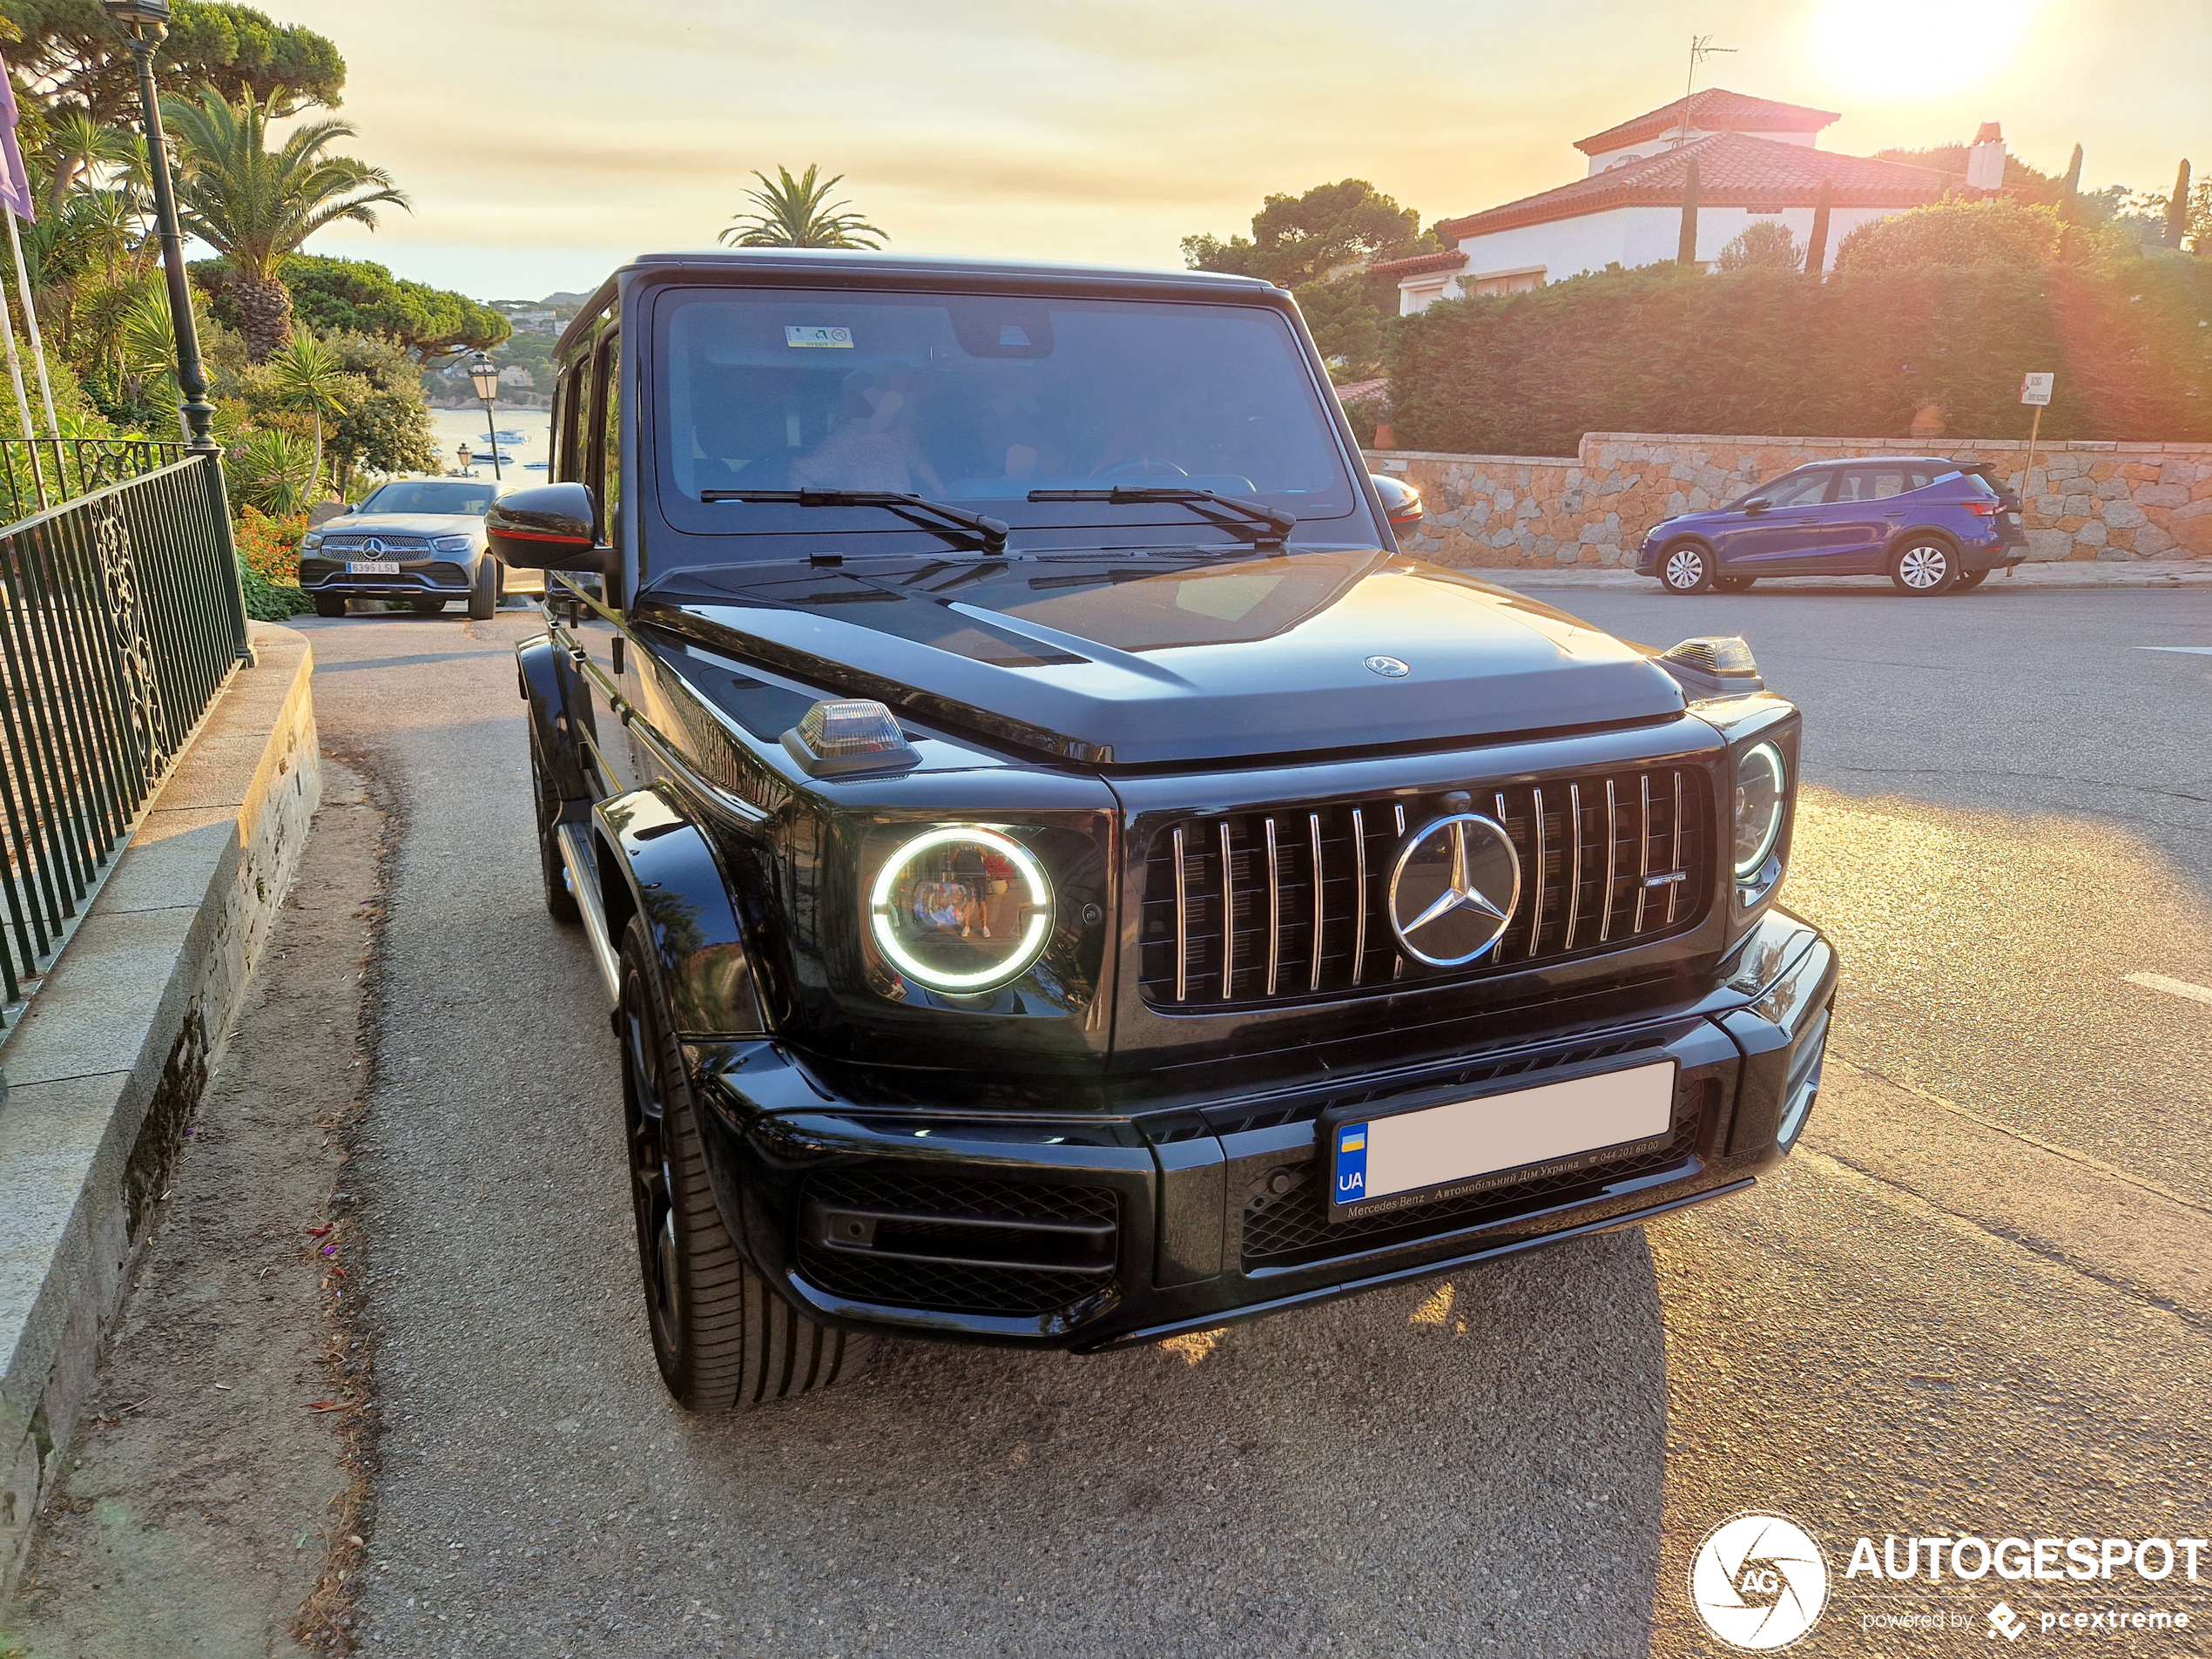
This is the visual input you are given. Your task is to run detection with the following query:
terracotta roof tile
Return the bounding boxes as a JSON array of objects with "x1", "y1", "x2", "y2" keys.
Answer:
[
  {"x1": 1332, "y1": 377, "x2": 1389, "y2": 406},
  {"x1": 1368, "y1": 249, "x2": 1469, "y2": 277},
  {"x1": 1433, "y1": 133, "x2": 1951, "y2": 241},
  {"x1": 1574, "y1": 88, "x2": 1840, "y2": 155}
]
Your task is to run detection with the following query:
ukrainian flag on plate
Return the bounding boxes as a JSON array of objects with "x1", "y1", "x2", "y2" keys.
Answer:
[{"x1": 1333, "y1": 1124, "x2": 1369, "y2": 1203}]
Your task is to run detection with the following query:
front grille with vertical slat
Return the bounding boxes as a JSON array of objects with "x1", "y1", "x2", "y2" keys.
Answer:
[{"x1": 1139, "y1": 764, "x2": 1710, "y2": 1009}]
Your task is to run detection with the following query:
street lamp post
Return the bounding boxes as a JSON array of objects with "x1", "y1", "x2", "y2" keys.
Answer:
[
  {"x1": 102, "y1": 0, "x2": 253, "y2": 664},
  {"x1": 469, "y1": 352, "x2": 502, "y2": 482}
]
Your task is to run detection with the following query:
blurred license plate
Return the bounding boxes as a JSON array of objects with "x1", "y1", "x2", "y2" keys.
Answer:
[
  {"x1": 1327, "y1": 1060, "x2": 1677, "y2": 1218},
  {"x1": 348, "y1": 559, "x2": 400, "y2": 574}
]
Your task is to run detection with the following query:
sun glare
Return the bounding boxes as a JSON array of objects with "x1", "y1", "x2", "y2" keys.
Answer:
[{"x1": 1806, "y1": 0, "x2": 2038, "y2": 102}]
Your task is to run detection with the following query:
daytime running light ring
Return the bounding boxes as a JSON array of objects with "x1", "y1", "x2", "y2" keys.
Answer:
[
  {"x1": 868, "y1": 825, "x2": 1053, "y2": 992},
  {"x1": 1733, "y1": 741, "x2": 1788, "y2": 881}
]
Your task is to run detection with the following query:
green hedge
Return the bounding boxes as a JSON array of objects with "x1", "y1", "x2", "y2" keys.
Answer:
[{"x1": 1385, "y1": 253, "x2": 2212, "y2": 457}]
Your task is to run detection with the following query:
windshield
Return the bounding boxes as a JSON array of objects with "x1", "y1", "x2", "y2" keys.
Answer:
[
  {"x1": 360, "y1": 481, "x2": 497, "y2": 516},
  {"x1": 653, "y1": 288, "x2": 1353, "y2": 543}
]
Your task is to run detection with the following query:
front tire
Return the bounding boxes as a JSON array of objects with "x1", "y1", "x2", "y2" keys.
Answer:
[
  {"x1": 617, "y1": 917, "x2": 867, "y2": 1412},
  {"x1": 1660, "y1": 542, "x2": 1714, "y2": 594},
  {"x1": 529, "y1": 725, "x2": 582, "y2": 926},
  {"x1": 313, "y1": 593, "x2": 347, "y2": 618},
  {"x1": 1891, "y1": 538, "x2": 1957, "y2": 595},
  {"x1": 468, "y1": 557, "x2": 501, "y2": 620}
]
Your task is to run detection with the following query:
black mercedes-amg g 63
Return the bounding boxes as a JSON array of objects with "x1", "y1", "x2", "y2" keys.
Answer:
[{"x1": 490, "y1": 250, "x2": 1836, "y2": 1412}]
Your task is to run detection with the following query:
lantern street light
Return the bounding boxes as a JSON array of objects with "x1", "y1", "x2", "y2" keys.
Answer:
[
  {"x1": 455, "y1": 442, "x2": 474, "y2": 477},
  {"x1": 468, "y1": 351, "x2": 502, "y2": 482},
  {"x1": 102, "y1": 0, "x2": 252, "y2": 663}
]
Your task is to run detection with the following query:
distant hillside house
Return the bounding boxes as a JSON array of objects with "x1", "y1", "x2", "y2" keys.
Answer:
[{"x1": 1376, "y1": 89, "x2": 1978, "y2": 314}]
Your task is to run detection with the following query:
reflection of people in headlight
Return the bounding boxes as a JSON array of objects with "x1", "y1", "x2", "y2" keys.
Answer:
[
  {"x1": 908, "y1": 879, "x2": 989, "y2": 940},
  {"x1": 790, "y1": 362, "x2": 945, "y2": 495}
]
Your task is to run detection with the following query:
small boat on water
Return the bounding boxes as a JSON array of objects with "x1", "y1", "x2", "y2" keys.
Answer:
[
  {"x1": 471, "y1": 449, "x2": 517, "y2": 464},
  {"x1": 491, "y1": 428, "x2": 526, "y2": 443},
  {"x1": 524, "y1": 461, "x2": 549, "y2": 470}
]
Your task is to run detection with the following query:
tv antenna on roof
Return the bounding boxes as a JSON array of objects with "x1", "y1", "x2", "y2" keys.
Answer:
[{"x1": 1677, "y1": 35, "x2": 1736, "y2": 145}]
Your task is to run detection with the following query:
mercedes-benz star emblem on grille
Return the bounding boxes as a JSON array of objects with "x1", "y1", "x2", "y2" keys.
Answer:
[
  {"x1": 1363, "y1": 655, "x2": 1409, "y2": 678},
  {"x1": 363, "y1": 537, "x2": 387, "y2": 555},
  {"x1": 1387, "y1": 813, "x2": 1521, "y2": 967}
]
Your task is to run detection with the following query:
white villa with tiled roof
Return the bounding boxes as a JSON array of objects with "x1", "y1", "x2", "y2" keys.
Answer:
[{"x1": 1379, "y1": 89, "x2": 2000, "y2": 314}]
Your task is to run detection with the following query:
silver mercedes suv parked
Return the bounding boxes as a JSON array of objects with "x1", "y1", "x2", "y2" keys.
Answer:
[{"x1": 299, "y1": 477, "x2": 547, "y2": 619}]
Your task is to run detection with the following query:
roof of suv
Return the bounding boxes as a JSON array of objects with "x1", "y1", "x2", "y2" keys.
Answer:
[
  {"x1": 558, "y1": 249, "x2": 1285, "y2": 357},
  {"x1": 1790, "y1": 455, "x2": 1962, "y2": 470}
]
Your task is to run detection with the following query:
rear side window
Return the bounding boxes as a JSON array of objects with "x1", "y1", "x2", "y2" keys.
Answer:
[
  {"x1": 1959, "y1": 472, "x2": 1999, "y2": 498},
  {"x1": 1836, "y1": 467, "x2": 1916, "y2": 502}
]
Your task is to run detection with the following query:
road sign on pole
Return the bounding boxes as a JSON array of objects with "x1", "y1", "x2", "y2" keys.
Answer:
[{"x1": 2019, "y1": 372, "x2": 2055, "y2": 516}]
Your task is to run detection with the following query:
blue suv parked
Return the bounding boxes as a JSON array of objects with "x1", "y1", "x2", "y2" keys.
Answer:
[{"x1": 1635, "y1": 456, "x2": 2027, "y2": 597}]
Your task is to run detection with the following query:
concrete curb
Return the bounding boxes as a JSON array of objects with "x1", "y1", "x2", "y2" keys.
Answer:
[
  {"x1": 1464, "y1": 561, "x2": 2212, "y2": 593},
  {"x1": 0, "y1": 623, "x2": 320, "y2": 1601}
]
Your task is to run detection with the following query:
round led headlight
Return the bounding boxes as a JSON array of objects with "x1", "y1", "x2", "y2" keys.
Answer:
[
  {"x1": 868, "y1": 826, "x2": 1053, "y2": 993},
  {"x1": 1733, "y1": 741, "x2": 1787, "y2": 882}
]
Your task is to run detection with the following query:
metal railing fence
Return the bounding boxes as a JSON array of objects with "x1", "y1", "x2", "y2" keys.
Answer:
[
  {"x1": 0, "y1": 437, "x2": 188, "y2": 523},
  {"x1": 0, "y1": 456, "x2": 247, "y2": 1022}
]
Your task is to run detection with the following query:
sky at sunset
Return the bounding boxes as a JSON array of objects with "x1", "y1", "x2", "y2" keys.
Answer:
[{"x1": 281, "y1": 0, "x2": 2212, "y2": 303}]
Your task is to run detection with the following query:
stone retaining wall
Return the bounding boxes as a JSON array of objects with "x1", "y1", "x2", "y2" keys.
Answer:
[
  {"x1": 1366, "y1": 434, "x2": 2212, "y2": 569},
  {"x1": 0, "y1": 624, "x2": 319, "y2": 1601}
]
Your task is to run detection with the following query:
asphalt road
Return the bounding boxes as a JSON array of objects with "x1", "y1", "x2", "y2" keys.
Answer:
[{"x1": 296, "y1": 578, "x2": 2212, "y2": 1658}]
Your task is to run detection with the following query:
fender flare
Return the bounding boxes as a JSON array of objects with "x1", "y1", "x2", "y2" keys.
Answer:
[
  {"x1": 593, "y1": 786, "x2": 768, "y2": 1038},
  {"x1": 1885, "y1": 525, "x2": 1960, "y2": 559},
  {"x1": 516, "y1": 631, "x2": 591, "y2": 806}
]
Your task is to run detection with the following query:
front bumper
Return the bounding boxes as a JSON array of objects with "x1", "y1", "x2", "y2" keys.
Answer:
[
  {"x1": 685, "y1": 910, "x2": 1838, "y2": 1352},
  {"x1": 301, "y1": 556, "x2": 476, "y2": 600}
]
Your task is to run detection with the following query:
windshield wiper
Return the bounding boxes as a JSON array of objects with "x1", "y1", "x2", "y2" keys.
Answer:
[
  {"x1": 1026, "y1": 486, "x2": 1295, "y2": 549},
  {"x1": 699, "y1": 489, "x2": 1008, "y2": 555}
]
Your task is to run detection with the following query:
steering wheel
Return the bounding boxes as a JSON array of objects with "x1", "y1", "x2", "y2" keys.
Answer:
[{"x1": 1100, "y1": 458, "x2": 1190, "y2": 481}]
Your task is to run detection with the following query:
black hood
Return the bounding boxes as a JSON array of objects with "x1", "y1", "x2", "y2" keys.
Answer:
[{"x1": 642, "y1": 550, "x2": 1686, "y2": 766}]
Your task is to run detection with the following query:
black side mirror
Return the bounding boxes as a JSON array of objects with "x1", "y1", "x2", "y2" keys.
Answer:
[
  {"x1": 486, "y1": 482, "x2": 611, "y2": 571},
  {"x1": 1741, "y1": 496, "x2": 1771, "y2": 516}
]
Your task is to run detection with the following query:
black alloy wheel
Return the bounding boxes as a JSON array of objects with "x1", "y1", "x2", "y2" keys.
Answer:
[
  {"x1": 1660, "y1": 542, "x2": 1713, "y2": 594},
  {"x1": 1891, "y1": 538, "x2": 1957, "y2": 595},
  {"x1": 468, "y1": 556, "x2": 502, "y2": 621},
  {"x1": 1715, "y1": 574, "x2": 1757, "y2": 592},
  {"x1": 313, "y1": 593, "x2": 347, "y2": 618},
  {"x1": 529, "y1": 725, "x2": 582, "y2": 926},
  {"x1": 616, "y1": 916, "x2": 867, "y2": 1412}
]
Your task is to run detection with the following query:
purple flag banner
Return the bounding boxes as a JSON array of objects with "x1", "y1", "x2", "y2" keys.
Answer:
[{"x1": 0, "y1": 52, "x2": 34, "y2": 222}]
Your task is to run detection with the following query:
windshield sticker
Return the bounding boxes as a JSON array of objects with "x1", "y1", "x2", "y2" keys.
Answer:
[{"x1": 785, "y1": 325, "x2": 853, "y2": 349}]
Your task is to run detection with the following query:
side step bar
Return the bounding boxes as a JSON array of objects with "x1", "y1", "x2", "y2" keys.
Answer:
[{"x1": 556, "y1": 822, "x2": 622, "y2": 1004}]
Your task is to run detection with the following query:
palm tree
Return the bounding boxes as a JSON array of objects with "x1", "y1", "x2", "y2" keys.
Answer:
[
  {"x1": 161, "y1": 85, "x2": 409, "y2": 358},
  {"x1": 268, "y1": 334, "x2": 348, "y2": 500},
  {"x1": 718, "y1": 165, "x2": 884, "y2": 250},
  {"x1": 42, "y1": 108, "x2": 145, "y2": 219}
]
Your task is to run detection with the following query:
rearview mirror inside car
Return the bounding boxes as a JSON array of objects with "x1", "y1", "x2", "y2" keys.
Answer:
[{"x1": 485, "y1": 482, "x2": 610, "y2": 571}]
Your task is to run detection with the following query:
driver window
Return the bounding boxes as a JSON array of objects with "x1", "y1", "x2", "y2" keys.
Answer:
[{"x1": 1760, "y1": 470, "x2": 1832, "y2": 509}]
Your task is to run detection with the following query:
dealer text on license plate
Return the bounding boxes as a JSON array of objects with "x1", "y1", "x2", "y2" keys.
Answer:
[
  {"x1": 348, "y1": 560, "x2": 400, "y2": 575},
  {"x1": 1329, "y1": 1060, "x2": 1677, "y2": 1217}
]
